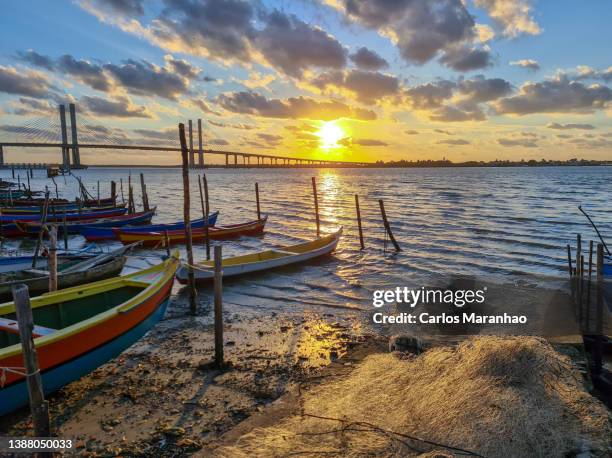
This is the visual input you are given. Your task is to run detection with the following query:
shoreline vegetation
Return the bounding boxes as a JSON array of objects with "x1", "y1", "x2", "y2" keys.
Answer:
[{"x1": 85, "y1": 158, "x2": 612, "y2": 168}]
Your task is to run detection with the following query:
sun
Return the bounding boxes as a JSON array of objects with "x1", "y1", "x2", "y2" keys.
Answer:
[{"x1": 317, "y1": 121, "x2": 345, "y2": 149}]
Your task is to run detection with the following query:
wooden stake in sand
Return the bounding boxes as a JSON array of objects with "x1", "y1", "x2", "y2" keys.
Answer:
[
  {"x1": 178, "y1": 123, "x2": 197, "y2": 315},
  {"x1": 312, "y1": 177, "x2": 320, "y2": 237},
  {"x1": 214, "y1": 244, "x2": 224, "y2": 368},
  {"x1": 355, "y1": 194, "x2": 364, "y2": 250},
  {"x1": 12, "y1": 284, "x2": 50, "y2": 437},
  {"x1": 202, "y1": 174, "x2": 210, "y2": 261},
  {"x1": 379, "y1": 199, "x2": 401, "y2": 252}
]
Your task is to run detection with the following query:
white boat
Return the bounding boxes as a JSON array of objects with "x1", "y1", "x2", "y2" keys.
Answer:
[{"x1": 176, "y1": 228, "x2": 342, "y2": 283}]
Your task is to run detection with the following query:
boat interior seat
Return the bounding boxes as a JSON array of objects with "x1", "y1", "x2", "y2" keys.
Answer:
[{"x1": 0, "y1": 317, "x2": 57, "y2": 337}]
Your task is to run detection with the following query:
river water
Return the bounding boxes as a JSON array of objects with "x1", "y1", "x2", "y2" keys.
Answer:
[{"x1": 2, "y1": 166, "x2": 611, "y2": 327}]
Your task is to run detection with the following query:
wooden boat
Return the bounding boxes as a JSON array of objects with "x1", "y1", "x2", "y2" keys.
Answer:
[
  {"x1": 116, "y1": 216, "x2": 268, "y2": 247},
  {"x1": 0, "y1": 246, "x2": 98, "y2": 274},
  {"x1": 13, "y1": 208, "x2": 156, "y2": 236},
  {"x1": 0, "y1": 244, "x2": 138, "y2": 301},
  {"x1": 176, "y1": 228, "x2": 342, "y2": 283},
  {"x1": 79, "y1": 211, "x2": 219, "y2": 241},
  {"x1": 0, "y1": 253, "x2": 178, "y2": 415},
  {"x1": 1, "y1": 201, "x2": 125, "y2": 215},
  {"x1": 0, "y1": 208, "x2": 129, "y2": 237}
]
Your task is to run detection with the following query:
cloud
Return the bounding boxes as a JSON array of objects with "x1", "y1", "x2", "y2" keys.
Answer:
[
  {"x1": 17, "y1": 51, "x2": 200, "y2": 98},
  {"x1": 437, "y1": 138, "x2": 470, "y2": 145},
  {"x1": 510, "y1": 59, "x2": 540, "y2": 71},
  {"x1": 495, "y1": 77, "x2": 612, "y2": 115},
  {"x1": 132, "y1": 128, "x2": 176, "y2": 140},
  {"x1": 547, "y1": 122, "x2": 595, "y2": 130},
  {"x1": 405, "y1": 80, "x2": 456, "y2": 109},
  {"x1": 339, "y1": 137, "x2": 388, "y2": 147},
  {"x1": 103, "y1": 59, "x2": 193, "y2": 100},
  {"x1": 330, "y1": 0, "x2": 490, "y2": 71},
  {"x1": 558, "y1": 65, "x2": 612, "y2": 83},
  {"x1": 349, "y1": 47, "x2": 389, "y2": 70},
  {"x1": 497, "y1": 137, "x2": 538, "y2": 147},
  {"x1": 473, "y1": 0, "x2": 540, "y2": 37},
  {"x1": 57, "y1": 55, "x2": 112, "y2": 91},
  {"x1": 190, "y1": 99, "x2": 221, "y2": 116},
  {"x1": 148, "y1": 0, "x2": 257, "y2": 63},
  {"x1": 457, "y1": 75, "x2": 513, "y2": 103},
  {"x1": 80, "y1": 95, "x2": 152, "y2": 118},
  {"x1": 311, "y1": 69, "x2": 400, "y2": 104},
  {"x1": 12, "y1": 97, "x2": 55, "y2": 115},
  {"x1": 82, "y1": 0, "x2": 144, "y2": 16},
  {"x1": 430, "y1": 105, "x2": 486, "y2": 121},
  {"x1": 209, "y1": 120, "x2": 255, "y2": 130},
  {"x1": 16, "y1": 50, "x2": 55, "y2": 70},
  {"x1": 434, "y1": 129, "x2": 454, "y2": 135},
  {"x1": 0, "y1": 65, "x2": 52, "y2": 98},
  {"x1": 81, "y1": 1, "x2": 346, "y2": 78},
  {"x1": 256, "y1": 133, "x2": 283, "y2": 145},
  {"x1": 405, "y1": 129, "x2": 419, "y2": 135},
  {"x1": 216, "y1": 91, "x2": 377, "y2": 121},
  {"x1": 256, "y1": 11, "x2": 347, "y2": 77},
  {"x1": 438, "y1": 46, "x2": 492, "y2": 72},
  {"x1": 210, "y1": 138, "x2": 229, "y2": 146},
  {"x1": 404, "y1": 75, "x2": 510, "y2": 121}
]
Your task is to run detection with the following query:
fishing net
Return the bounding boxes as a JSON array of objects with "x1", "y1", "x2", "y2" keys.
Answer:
[{"x1": 214, "y1": 336, "x2": 611, "y2": 457}]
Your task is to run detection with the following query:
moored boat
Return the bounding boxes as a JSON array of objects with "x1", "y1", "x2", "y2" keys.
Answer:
[
  {"x1": 1, "y1": 201, "x2": 125, "y2": 215},
  {"x1": 79, "y1": 211, "x2": 219, "y2": 241},
  {"x1": 13, "y1": 208, "x2": 156, "y2": 236},
  {"x1": 0, "y1": 244, "x2": 139, "y2": 300},
  {"x1": 115, "y1": 216, "x2": 268, "y2": 247},
  {"x1": 0, "y1": 252, "x2": 179, "y2": 415},
  {"x1": 176, "y1": 228, "x2": 342, "y2": 283}
]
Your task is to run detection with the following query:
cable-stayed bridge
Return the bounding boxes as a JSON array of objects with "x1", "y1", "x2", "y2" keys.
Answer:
[{"x1": 0, "y1": 104, "x2": 370, "y2": 169}]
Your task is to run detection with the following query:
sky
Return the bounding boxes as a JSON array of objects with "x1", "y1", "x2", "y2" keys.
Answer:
[{"x1": 0, "y1": 0, "x2": 611, "y2": 165}]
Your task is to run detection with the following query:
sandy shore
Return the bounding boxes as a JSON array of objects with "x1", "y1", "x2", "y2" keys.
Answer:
[{"x1": 1, "y1": 291, "x2": 367, "y2": 456}]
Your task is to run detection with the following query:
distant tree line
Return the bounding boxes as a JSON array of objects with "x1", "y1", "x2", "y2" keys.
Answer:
[{"x1": 372, "y1": 158, "x2": 611, "y2": 168}]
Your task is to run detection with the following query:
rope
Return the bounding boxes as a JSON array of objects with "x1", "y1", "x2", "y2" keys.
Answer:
[{"x1": 0, "y1": 366, "x2": 36, "y2": 387}]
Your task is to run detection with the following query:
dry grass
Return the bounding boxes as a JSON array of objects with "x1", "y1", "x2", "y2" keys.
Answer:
[{"x1": 214, "y1": 336, "x2": 611, "y2": 458}]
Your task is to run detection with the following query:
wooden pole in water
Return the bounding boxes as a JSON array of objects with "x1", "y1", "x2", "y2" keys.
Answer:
[
  {"x1": 97, "y1": 180, "x2": 100, "y2": 206},
  {"x1": 311, "y1": 177, "x2": 320, "y2": 237},
  {"x1": 32, "y1": 192, "x2": 50, "y2": 269},
  {"x1": 48, "y1": 225, "x2": 57, "y2": 293},
  {"x1": 255, "y1": 182, "x2": 261, "y2": 220},
  {"x1": 120, "y1": 178, "x2": 125, "y2": 204},
  {"x1": 214, "y1": 244, "x2": 224, "y2": 368},
  {"x1": 576, "y1": 234, "x2": 581, "y2": 276},
  {"x1": 202, "y1": 174, "x2": 210, "y2": 261},
  {"x1": 164, "y1": 230, "x2": 171, "y2": 257},
  {"x1": 179, "y1": 123, "x2": 197, "y2": 315},
  {"x1": 111, "y1": 181, "x2": 116, "y2": 207},
  {"x1": 379, "y1": 199, "x2": 401, "y2": 252},
  {"x1": 586, "y1": 240, "x2": 594, "y2": 309},
  {"x1": 139, "y1": 173, "x2": 149, "y2": 212},
  {"x1": 51, "y1": 176, "x2": 59, "y2": 199},
  {"x1": 12, "y1": 284, "x2": 50, "y2": 437},
  {"x1": 128, "y1": 186, "x2": 135, "y2": 215},
  {"x1": 198, "y1": 174, "x2": 205, "y2": 221},
  {"x1": 355, "y1": 194, "x2": 364, "y2": 250}
]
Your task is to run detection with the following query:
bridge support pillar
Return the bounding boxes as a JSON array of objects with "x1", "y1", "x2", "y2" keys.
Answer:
[
  {"x1": 234, "y1": 154, "x2": 238, "y2": 167},
  {"x1": 197, "y1": 119, "x2": 204, "y2": 167},
  {"x1": 59, "y1": 105, "x2": 70, "y2": 169},
  {"x1": 225, "y1": 154, "x2": 229, "y2": 166},
  {"x1": 69, "y1": 103, "x2": 80, "y2": 166}
]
